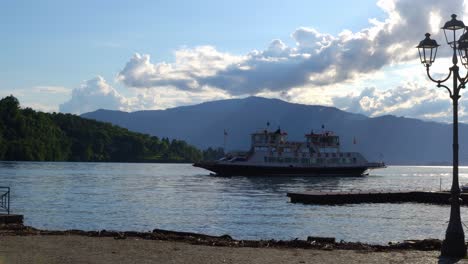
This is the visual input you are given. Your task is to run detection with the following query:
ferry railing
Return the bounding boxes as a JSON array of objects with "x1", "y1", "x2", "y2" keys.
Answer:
[{"x1": 0, "y1": 187, "x2": 10, "y2": 214}]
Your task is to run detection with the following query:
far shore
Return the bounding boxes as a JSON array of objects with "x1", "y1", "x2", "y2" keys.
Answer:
[{"x1": 0, "y1": 160, "x2": 463, "y2": 166}]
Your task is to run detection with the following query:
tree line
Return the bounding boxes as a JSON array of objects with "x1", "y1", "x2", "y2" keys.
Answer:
[{"x1": 0, "y1": 96, "x2": 224, "y2": 162}]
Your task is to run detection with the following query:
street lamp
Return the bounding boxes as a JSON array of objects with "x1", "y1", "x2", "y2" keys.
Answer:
[{"x1": 417, "y1": 14, "x2": 468, "y2": 258}]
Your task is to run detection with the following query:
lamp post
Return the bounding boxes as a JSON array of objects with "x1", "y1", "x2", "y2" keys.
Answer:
[{"x1": 417, "y1": 14, "x2": 468, "y2": 258}]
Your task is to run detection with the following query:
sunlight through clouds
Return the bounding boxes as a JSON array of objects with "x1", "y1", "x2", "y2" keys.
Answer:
[
  {"x1": 56, "y1": 0, "x2": 468, "y2": 122},
  {"x1": 429, "y1": 11, "x2": 442, "y2": 34}
]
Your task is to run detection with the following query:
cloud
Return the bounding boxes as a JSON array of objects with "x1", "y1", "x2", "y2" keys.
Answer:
[
  {"x1": 59, "y1": 76, "x2": 129, "y2": 114},
  {"x1": 127, "y1": 86, "x2": 230, "y2": 111},
  {"x1": 332, "y1": 82, "x2": 454, "y2": 121},
  {"x1": 116, "y1": 0, "x2": 466, "y2": 96},
  {"x1": 57, "y1": 0, "x2": 468, "y2": 122},
  {"x1": 59, "y1": 76, "x2": 232, "y2": 114},
  {"x1": 117, "y1": 47, "x2": 244, "y2": 90}
]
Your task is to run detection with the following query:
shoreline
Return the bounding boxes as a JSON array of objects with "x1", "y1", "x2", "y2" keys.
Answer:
[
  {"x1": 0, "y1": 223, "x2": 443, "y2": 252},
  {"x1": 0, "y1": 224, "x2": 458, "y2": 264}
]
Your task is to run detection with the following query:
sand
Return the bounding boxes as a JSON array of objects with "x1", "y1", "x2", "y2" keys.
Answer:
[{"x1": 0, "y1": 235, "x2": 463, "y2": 264}]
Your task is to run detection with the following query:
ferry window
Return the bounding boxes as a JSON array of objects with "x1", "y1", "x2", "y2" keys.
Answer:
[
  {"x1": 278, "y1": 157, "x2": 283, "y2": 163},
  {"x1": 285, "y1": 158, "x2": 292, "y2": 162},
  {"x1": 264, "y1": 157, "x2": 268, "y2": 162},
  {"x1": 332, "y1": 153, "x2": 336, "y2": 157},
  {"x1": 325, "y1": 153, "x2": 329, "y2": 158},
  {"x1": 317, "y1": 153, "x2": 321, "y2": 157},
  {"x1": 339, "y1": 153, "x2": 343, "y2": 157},
  {"x1": 293, "y1": 158, "x2": 299, "y2": 163},
  {"x1": 353, "y1": 157, "x2": 357, "y2": 163},
  {"x1": 301, "y1": 158, "x2": 309, "y2": 163},
  {"x1": 347, "y1": 153, "x2": 351, "y2": 157}
]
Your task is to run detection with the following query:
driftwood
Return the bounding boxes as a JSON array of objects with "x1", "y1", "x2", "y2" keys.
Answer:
[{"x1": 0, "y1": 223, "x2": 445, "y2": 252}]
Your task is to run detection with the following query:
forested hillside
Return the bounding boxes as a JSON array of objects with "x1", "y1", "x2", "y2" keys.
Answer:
[
  {"x1": 83, "y1": 96, "x2": 467, "y2": 165},
  {"x1": 0, "y1": 96, "x2": 204, "y2": 162}
]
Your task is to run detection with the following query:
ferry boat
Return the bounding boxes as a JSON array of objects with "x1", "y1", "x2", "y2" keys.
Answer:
[{"x1": 193, "y1": 128, "x2": 385, "y2": 176}]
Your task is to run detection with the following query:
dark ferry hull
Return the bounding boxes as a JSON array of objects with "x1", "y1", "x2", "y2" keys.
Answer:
[{"x1": 193, "y1": 162, "x2": 373, "y2": 177}]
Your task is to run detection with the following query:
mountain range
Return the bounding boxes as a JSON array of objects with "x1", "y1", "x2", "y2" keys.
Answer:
[{"x1": 82, "y1": 96, "x2": 468, "y2": 165}]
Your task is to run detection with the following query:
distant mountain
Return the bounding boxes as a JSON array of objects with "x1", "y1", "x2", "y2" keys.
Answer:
[{"x1": 82, "y1": 96, "x2": 467, "y2": 165}]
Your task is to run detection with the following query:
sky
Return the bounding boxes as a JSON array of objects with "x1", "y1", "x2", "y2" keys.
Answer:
[{"x1": 2, "y1": 0, "x2": 468, "y2": 122}]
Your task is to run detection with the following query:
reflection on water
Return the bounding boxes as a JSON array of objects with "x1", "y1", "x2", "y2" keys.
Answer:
[{"x1": 0, "y1": 162, "x2": 466, "y2": 244}]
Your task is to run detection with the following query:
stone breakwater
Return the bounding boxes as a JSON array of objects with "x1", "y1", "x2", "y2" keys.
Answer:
[{"x1": 0, "y1": 223, "x2": 444, "y2": 252}]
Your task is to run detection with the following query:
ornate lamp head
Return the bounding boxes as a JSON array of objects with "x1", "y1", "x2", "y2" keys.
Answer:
[
  {"x1": 442, "y1": 14, "x2": 466, "y2": 48},
  {"x1": 417, "y1": 33, "x2": 439, "y2": 67},
  {"x1": 458, "y1": 29, "x2": 468, "y2": 68}
]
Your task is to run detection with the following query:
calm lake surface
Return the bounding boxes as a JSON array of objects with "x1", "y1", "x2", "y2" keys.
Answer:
[{"x1": 1, "y1": 162, "x2": 467, "y2": 244}]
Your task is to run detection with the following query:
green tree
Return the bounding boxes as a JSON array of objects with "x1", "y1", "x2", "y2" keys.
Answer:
[{"x1": 0, "y1": 95, "x2": 203, "y2": 163}]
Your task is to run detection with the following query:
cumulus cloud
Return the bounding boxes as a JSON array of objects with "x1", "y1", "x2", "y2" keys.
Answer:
[
  {"x1": 116, "y1": 0, "x2": 466, "y2": 96},
  {"x1": 58, "y1": 0, "x2": 468, "y2": 122},
  {"x1": 59, "y1": 76, "x2": 232, "y2": 114},
  {"x1": 117, "y1": 47, "x2": 244, "y2": 90},
  {"x1": 332, "y1": 82, "x2": 455, "y2": 121},
  {"x1": 59, "y1": 76, "x2": 129, "y2": 114},
  {"x1": 127, "y1": 86, "x2": 230, "y2": 111}
]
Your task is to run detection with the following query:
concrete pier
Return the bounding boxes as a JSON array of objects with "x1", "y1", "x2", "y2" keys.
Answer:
[{"x1": 287, "y1": 191, "x2": 466, "y2": 205}]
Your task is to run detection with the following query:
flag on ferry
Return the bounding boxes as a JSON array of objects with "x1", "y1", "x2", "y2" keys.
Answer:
[
  {"x1": 353, "y1": 137, "x2": 357, "y2": 144},
  {"x1": 224, "y1": 129, "x2": 228, "y2": 136}
]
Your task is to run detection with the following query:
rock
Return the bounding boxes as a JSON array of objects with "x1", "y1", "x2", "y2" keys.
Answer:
[
  {"x1": 114, "y1": 233, "x2": 127, "y2": 240},
  {"x1": 307, "y1": 236, "x2": 336, "y2": 244},
  {"x1": 219, "y1": 234, "x2": 233, "y2": 240},
  {"x1": 321, "y1": 244, "x2": 334, "y2": 250}
]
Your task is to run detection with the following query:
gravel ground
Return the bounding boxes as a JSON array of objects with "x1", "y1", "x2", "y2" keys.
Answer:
[{"x1": 0, "y1": 235, "x2": 466, "y2": 264}]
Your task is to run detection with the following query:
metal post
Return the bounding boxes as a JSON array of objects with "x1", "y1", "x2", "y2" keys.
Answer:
[
  {"x1": 7, "y1": 188, "x2": 9, "y2": 215},
  {"x1": 441, "y1": 64, "x2": 467, "y2": 257},
  {"x1": 0, "y1": 187, "x2": 10, "y2": 215}
]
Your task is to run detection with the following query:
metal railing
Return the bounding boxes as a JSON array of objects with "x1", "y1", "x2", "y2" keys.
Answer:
[{"x1": 0, "y1": 187, "x2": 10, "y2": 214}]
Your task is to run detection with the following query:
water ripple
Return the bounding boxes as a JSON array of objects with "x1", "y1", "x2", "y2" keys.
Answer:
[{"x1": 0, "y1": 162, "x2": 465, "y2": 244}]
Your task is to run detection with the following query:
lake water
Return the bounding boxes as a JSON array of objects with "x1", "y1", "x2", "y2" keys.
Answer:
[{"x1": 1, "y1": 162, "x2": 468, "y2": 244}]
